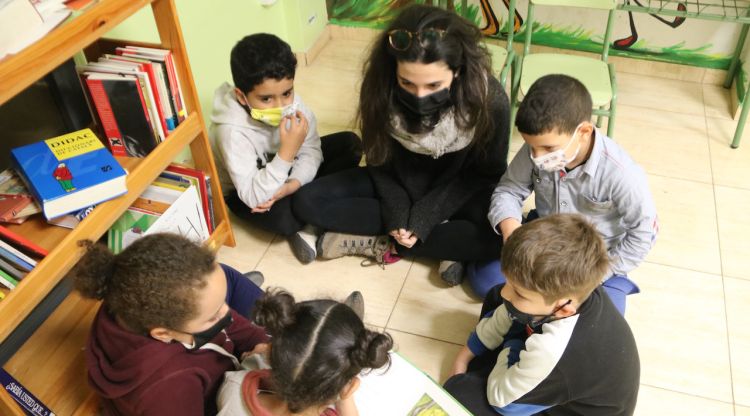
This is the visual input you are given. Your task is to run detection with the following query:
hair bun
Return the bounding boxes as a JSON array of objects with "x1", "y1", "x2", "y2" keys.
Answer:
[
  {"x1": 350, "y1": 329, "x2": 393, "y2": 370},
  {"x1": 252, "y1": 288, "x2": 297, "y2": 336}
]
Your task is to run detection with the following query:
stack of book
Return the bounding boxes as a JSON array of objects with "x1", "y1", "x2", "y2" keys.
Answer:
[
  {"x1": 108, "y1": 165, "x2": 211, "y2": 254},
  {"x1": 0, "y1": 169, "x2": 41, "y2": 224},
  {"x1": 0, "y1": 225, "x2": 48, "y2": 294},
  {"x1": 78, "y1": 45, "x2": 187, "y2": 157}
]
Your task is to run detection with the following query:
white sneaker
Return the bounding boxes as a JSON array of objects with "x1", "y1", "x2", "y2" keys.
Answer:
[{"x1": 289, "y1": 225, "x2": 318, "y2": 264}]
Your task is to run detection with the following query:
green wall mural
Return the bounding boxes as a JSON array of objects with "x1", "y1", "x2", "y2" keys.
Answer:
[{"x1": 325, "y1": 0, "x2": 736, "y2": 70}]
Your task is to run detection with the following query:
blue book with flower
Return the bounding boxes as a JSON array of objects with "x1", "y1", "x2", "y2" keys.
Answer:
[{"x1": 10, "y1": 129, "x2": 127, "y2": 220}]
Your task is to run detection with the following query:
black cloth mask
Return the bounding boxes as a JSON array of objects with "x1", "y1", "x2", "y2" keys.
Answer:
[
  {"x1": 189, "y1": 310, "x2": 233, "y2": 349},
  {"x1": 502, "y1": 296, "x2": 571, "y2": 329},
  {"x1": 395, "y1": 86, "x2": 451, "y2": 117}
]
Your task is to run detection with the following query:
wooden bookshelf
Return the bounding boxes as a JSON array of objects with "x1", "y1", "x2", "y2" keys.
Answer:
[{"x1": 0, "y1": 0, "x2": 235, "y2": 413}]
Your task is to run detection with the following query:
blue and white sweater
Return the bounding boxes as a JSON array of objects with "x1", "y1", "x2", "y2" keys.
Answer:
[{"x1": 467, "y1": 287, "x2": 640, "y2": 416}]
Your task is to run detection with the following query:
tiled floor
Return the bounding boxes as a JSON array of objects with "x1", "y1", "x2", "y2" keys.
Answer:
[{"x1": 216, "y1": 36, "x2": 750, "y2": 414}]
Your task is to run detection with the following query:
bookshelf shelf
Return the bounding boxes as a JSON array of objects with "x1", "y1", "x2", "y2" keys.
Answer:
[{"x1": 0, "y1": 0, "x2": 235, "y2": 413}]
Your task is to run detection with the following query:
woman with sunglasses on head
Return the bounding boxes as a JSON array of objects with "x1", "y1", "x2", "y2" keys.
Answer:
[{"x1": 293, "y1": 4, "x2": 510, "y2": 285}]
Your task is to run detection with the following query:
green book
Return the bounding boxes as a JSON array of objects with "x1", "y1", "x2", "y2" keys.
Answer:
[{"x1": 0, "y1": 268, "x2": 19, "y2": 290}]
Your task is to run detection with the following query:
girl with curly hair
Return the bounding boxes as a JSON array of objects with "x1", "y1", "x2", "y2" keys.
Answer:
[{"x1": 73, "y1": 233, "x2": 268, "y2": 415}]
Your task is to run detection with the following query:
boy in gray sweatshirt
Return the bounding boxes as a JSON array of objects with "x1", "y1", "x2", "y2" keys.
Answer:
[{"x1": 210, "y1": 34, "x2": 361, "y2": 264}]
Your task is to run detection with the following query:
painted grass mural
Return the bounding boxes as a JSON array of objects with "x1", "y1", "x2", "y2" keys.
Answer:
[{"x1": 326, "y1": 0, "x2": 733, "y2": 70}]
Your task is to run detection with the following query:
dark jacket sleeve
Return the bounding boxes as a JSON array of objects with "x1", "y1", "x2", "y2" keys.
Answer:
[
  {"x1": 407, "y1": 77, "x2": 511, "y2": 240},
  {"x1": 368, "y1": 162, "x2": 411, "y2": 232}
]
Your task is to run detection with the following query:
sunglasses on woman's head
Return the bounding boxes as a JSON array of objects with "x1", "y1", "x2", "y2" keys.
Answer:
[{"x1": 388, "y1": 28, "x2": 447, "y2": 51}]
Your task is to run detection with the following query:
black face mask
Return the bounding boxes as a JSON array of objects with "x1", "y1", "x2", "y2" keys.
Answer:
[
  {"x1": 189, "y1": 310, "x2": 233, "y2": 349},
  {"x1": 395, "y1": 86, "x2": 451, "y2": 117},
  {"x1": 502, "y1": 297, "x2": 571, "y2": 329}
]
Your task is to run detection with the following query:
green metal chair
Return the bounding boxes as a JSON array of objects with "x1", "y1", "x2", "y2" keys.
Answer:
[
  {"x1": 427, "y1": 0, "x2": 517, "y2": 87},
  {"x1": 511, "y1": 0, "x2": 618, "y2": 137}
]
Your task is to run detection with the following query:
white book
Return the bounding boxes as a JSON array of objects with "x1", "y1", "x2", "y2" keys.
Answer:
[
  {"x1": 355, "y1": 352, "x2": 471, "y2": 416},
  {"x1": 145, "y1": 185, "x2": 209, "y2": 244}
]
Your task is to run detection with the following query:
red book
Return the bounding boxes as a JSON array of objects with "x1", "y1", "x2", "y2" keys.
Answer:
[
  {"x1": 164, "y1": 164, "x2": 212, "y2": 233},
  {"x1": 85, "y1": 77, "x2": 127, "y2": 157},
  {"x1": 0, "y1": 194, "x2": 34, "y2": 223},
  {"x1": 0, "y1": 224, "x2": 49, "y2": 258}
]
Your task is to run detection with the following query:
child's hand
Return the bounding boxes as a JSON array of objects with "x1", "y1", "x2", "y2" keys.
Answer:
[
  {"x1": 450, "y1": 346, "x2": 475, "y2": 376},
  {"x1": 272, "y1": 179, "x2": 302, "y2": 201},
  {"x1": 252, "y1": 199, "x2": 276, "y2": 213},
  {"x1": 278, "y1": 111, "x2": 309, "y2": 163},
  {"x1": 389, "y1": 229, "x2": 418, "y2": 248},
  {"x1": 241, "y1": 342, "x2": 270, "y2": 361},
  {"x1": 499, "y1": 218, "x2": 522, "y2": 243},
  {"x1": 336, "y1": 394, "x2": 359, "y2": 416}
]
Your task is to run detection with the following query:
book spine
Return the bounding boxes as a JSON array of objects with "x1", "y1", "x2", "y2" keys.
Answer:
[
  {"x1": 0, "y1": 257, "x2": 25, "y2": 281},
  {"x1": 164, "y1": 52, "x2": 187, "y2": 122},
  {"x1": 85, "y1": 78, "x2": 127, "y2": 157},
  {"x1": 0, "y1": 245, "x2": 33, "y2": 272},
  {"x1": 142, "y1": 63, "x2": 170, "y2": 136},
  {"x1": 204, "y1": 175, "x2": 215, "y2": 233},
  {"x1": 132, "y1": 75, "x2": 161, "y2": 146},
  {"x1": 0, "y1": 270, "x2": 18, "y2": 290},
  {"x1": 0, "y1": 224, "x2": 48, "y2": 258},
  {"x1": 0, "y1": 368, "x2": 56, "y2": 416}
]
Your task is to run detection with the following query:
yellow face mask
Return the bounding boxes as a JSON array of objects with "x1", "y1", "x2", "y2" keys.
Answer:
[{"x1": 249, "y1": 103, "x2": 296, "y2": 127}]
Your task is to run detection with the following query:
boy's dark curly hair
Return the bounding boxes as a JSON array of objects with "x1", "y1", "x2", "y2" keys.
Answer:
[
  {"x1": 230, "y1": 33, "x2": 297, "y2": 94},
  {"x1": 253, "y1": 289, "x2": 393, "y2": 413},
  {"x1": 72, "y1": 233, "x2": 216, "y2": 334}
]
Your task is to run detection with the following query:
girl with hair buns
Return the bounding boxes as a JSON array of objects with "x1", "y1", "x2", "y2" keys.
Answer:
[
  {"x1": 293, "y1": 4, "x2": 510, "y2": 286},
  {"x1": 217, "y1": 289, "x2": 393, "y2": 415},
  {"x1": 73, "y1": 233, "x2": 269, "y2": 415}
]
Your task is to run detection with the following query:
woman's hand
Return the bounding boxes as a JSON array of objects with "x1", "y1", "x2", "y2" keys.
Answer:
[{"x1": 389, "y1": 228, "x2": 418, "y2": 248}]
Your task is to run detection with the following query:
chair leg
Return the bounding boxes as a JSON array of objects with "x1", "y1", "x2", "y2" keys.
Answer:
[
  {"x1": 596, "y1": 108, "x2": 604, "y2": 129},
  {"x1": 732, "y1": 95, "x2": 750, "y2": 148}
]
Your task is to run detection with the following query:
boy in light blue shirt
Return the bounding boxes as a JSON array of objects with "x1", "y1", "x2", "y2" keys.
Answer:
[{"x1": 470, "y1": 74, "x2": 658, "y2": 314}]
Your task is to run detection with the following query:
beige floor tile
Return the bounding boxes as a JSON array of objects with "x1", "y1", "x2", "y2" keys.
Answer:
[
  {"x1": 617, "y1": 73, "x2": 705, "y2": 117},
  {"x1": 216, "y1": 212, "x2": 275, "y2": 272},
  {"x1": 703, "y1": 84, "x2": 733, "y2": 120},
  {"x1": 707, "y1": 117, "x2": 750, "y2": 190},
  {"x1": 737, "y1": 405, "x2": 750, "y2": 415},
  {"x1": 255, "y1": 240, "x2": 412, "y2": 328},
  {"x1": 387, "y1": 260, "x2": 482, "y2": 345},
  {"x1": 724, "y1": 277, "x2": 750, "y2": 406},
  {"x1": 615, "y1": 104, "x2": 711, "y2": 183},
  {"x1": 634, "y1": 385, "x2": 734, "y2": 416},
  {"x1": 388, "y1": 329, "x2": 463, "y2": 384},
  {"x1": 628, "y1": 262, "x2": 732, "y2": 402},
  {"x1": 715, "y1": 186, "x2": 750, "y2": 280},
  {"x1": 646, "y1": 175, "x2": 721, "y2": 274}
]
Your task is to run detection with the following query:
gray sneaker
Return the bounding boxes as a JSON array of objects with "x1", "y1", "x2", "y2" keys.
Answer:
[
  {"x1": 439, "y1": 260, "x2": 464, "y2": 287},
  {"x1": 243, "y1": 271, "x2": 265, "y2": 288},
  {"x1": 344, "y1": 290, "x2": 365, "y2": 320},
  {"x1": 288, "y1": 229, "x2": 317, "y2": 265},
  {"x1": 317, "y1": 232, "x2": 390, "y2": 265}
]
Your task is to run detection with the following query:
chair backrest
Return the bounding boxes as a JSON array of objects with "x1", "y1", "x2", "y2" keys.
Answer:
[
  {"x1": 427, "y1": 0, "x2": 518, "y2": 55},
  {"x1": 523, "y1": 0, "x2": 617, "y2": 61}
]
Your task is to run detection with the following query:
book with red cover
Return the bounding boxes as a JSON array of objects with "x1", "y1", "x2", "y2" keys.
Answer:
[
  {"x1": 85, "y1": 73, "x2": 158, "y2": 157},
  {"x1": 0, "y1": 194, "x2": 35, "y2": 223},
  {"x1": 164, "y1": 164, "x2": 212, "y2": 233}
]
